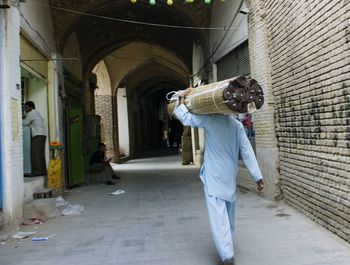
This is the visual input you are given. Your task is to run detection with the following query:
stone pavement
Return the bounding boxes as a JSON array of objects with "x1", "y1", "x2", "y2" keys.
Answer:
[{"x1": 0, "y1": 151, "x2": 350, "y2": 265}]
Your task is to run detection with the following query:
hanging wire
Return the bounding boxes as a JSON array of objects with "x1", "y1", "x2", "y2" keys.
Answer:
[
  {"x1": 190, "y1": 0, "x2": 245, "y2": 78},
  {"x1": 30, "y1": 0, "x2": 245, "y2": 31},
  {"x1": 26, "y1": 0, "x2": 244, "y2": 85},
  {"x1": 20, "y1": 12, "x2": 52, "y2": 56}
]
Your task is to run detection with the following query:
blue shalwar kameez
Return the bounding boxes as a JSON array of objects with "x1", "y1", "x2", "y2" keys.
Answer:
[{"x1": 174, "y1": 104, "x2": 263, "y2": 261}]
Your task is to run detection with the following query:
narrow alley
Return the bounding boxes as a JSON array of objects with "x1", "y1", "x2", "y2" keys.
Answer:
[
  {"x1": 1, "y1": 151, "x2": 349, "y2": 265},
  {"x1": 1, "y1": 1, "x2": 350, "y2": 265}
]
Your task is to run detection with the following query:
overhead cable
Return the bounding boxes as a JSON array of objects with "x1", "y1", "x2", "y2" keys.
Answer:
[{"x1": 30, "y1": 0, "x2": 245, "y2": 31}]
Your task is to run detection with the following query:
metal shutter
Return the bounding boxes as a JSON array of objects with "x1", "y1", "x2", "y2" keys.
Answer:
[{"x1": 216, "y1": 41, "x2": 250, "y2": 81}]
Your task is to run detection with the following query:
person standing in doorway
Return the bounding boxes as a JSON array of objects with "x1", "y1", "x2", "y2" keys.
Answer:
[
  {"x1": 23, "y1": 101, "x2": 47, "y2": 177},
  {"x1": 174, "y1": 88, "x2": 264, "y2": 265}
]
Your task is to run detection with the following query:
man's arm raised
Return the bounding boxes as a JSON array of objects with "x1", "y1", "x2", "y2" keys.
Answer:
[{"x1": 173, "y1": 87, "x2": 209, "y2": 128}]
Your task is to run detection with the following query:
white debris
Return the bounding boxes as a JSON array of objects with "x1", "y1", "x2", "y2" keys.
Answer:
[
  {"x1": 12, "y1": 231, "x2": 36, "y2": 239},
  {"x1": 55, "y1": 196, "x2": 69, "y2": 207},
  {"x1": 108, "y1": 190, "x2": 125, "y2": 196},
  {"x1": 61, "y1": 204, "x2": 84, "y2": 216}
]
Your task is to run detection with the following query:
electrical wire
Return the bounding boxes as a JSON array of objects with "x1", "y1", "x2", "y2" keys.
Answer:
[
  {"x1": 24, "y1": 0, "x2": 246, "y2": 84},
  {"x1": 20, "y1": 58, "x2": 80, "y2": 62},
  {"x1": 30, "y1": 0, "x2": 245, "y2": 31},
  {"x1": 20, "y1": 12, "x2": 52, "y2": 56},
  {"x1": 190, "y1": 0, "x2": 245, "y2": 78}
]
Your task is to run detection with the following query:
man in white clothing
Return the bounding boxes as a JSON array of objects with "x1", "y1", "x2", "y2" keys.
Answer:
[
  {"x1": 23, "y1": 101, "x2": 47, "y2": 177},
  {"x1": 174, "y1": 88, "x2": 264, "y2": 265}
]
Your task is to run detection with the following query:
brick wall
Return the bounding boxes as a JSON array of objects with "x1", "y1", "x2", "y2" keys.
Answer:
[
  {"x1": 264, "y1": 0, "x2": 350, "y2": 241},
  {"x1": 243, "y1": 0, "x2": 281, "y2": 199},
  {"x1": 247, "y1": 0, "x2": 277, "y2": 148}
]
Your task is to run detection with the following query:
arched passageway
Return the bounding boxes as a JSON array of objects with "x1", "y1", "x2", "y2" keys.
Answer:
[
  {"x1": 93, "y1": 42, "x2": 191, "y2": 160},
  {"x1": 117, "y1": 59, "x2": 188, "y2": 157},
  {"x1": 52, "y1": 1, "x2": 211, "y2": 162}
]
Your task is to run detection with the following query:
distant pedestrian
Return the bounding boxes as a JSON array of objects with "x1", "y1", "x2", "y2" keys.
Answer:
[
  {"x1": 169, "y1": 118, "x2": 183, "y2": 148},
  {"x1": 23, "y1": 101, "x2": 47, "y2": 177},
  {"x1": 242, "y1": 114, "x2": 253, "y2": 137},
  {"x1": 174, "y1": 88, "x2": 264, "y2": 265}
]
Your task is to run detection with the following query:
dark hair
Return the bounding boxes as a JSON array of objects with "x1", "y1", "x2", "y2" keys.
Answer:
[
  {"x1": 24, "y1": 101, "x2": 36, "y2": 109},
  {"x1": 98, "y1": 143, "x2": 106, "y2": 148}
]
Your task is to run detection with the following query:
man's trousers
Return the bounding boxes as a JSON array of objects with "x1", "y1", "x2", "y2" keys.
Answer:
[
  {"x1": 31, "y1": 135, "x2": 47, "y2": 176},
  {"x1": 204, "y1": 188, "x2": 236, "y2": 261},
  {"x1": 89, "y1": 163, "x2": 115, "y2": 182}
]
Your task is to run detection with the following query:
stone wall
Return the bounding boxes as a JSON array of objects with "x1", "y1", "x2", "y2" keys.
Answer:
[
  {"x1": 95, "y1": 95, "x2": 114, "y2": 159},
  {"x1": 93, "y1": 60, "x2": 114, "y2": 159},
  {"x1": 264, "y1": 0, "x2": 350, "y2": 241}
]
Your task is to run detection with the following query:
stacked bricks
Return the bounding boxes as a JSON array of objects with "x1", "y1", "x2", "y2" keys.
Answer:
[{"x1": 264, "y1": 0, "x2": 350, "y2": 242}]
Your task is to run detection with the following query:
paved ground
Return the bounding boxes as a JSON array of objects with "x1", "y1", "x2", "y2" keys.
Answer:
[{"x1": 1, "y1": 150, "x2": 350, "y2": 265}]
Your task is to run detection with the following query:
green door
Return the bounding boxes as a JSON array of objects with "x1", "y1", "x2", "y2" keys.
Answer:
[{"x1": 66, "y1": 107, "x2": 85, "y2": 186}]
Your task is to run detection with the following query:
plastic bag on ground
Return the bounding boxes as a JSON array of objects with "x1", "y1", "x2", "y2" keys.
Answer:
[
  {"x1": 108, "y1": 190, "x2": 125, "y2": 196},
  {"x1": 12, "y1": 231, "x2": 37, "y2": 239},
  {"x1": 61, "y1": 204, "x2": 84, "y2": 216},
  {"x1": 56, "y1": 196, "x2": 69, "y2": 207}
]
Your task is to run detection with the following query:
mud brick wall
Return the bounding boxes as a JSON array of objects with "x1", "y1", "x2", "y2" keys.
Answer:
[{"x1": 265, "y1": 0, "x2": 350, "y2": 241}]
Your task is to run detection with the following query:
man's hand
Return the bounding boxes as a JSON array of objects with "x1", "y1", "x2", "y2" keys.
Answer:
[
  {"x1": 181, "y1": 87, "x2": 192, "y2": 98},
  {"x1": 257, "y1": 179, "x2": 264, "y2": 191},
  {"x1": 179, "y1": 87, "x2": 192, "y2": 105}
]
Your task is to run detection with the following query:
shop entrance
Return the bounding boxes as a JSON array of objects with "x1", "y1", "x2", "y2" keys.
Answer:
[{"x1": 21, "y1": 67, "x2": 49, "y2": 176}]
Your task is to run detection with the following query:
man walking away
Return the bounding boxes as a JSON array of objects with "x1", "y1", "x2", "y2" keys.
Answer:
[{"x1": 174, "y1": 88, "x2": 264, "y2": 265}]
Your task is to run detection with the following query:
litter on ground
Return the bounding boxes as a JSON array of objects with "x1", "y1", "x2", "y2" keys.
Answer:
[
  {"x1": 12, "y1": 231, "x2": 37, "y2": 239},
  {"x1": 108, "y1": 190, "x2": 125, "y2": 196},
  {"x1": 55, "y1": 196, "x2": 69, "y2": 207},
  {"x1": 22, "y1": 217, "x2": 46, "y2": 225},
  {"x1": 32, "y1": 234, "x2": 56, "y2": 242},
  {"x1": 61, "y1": 204, "x2": 84, "y2": 216}
]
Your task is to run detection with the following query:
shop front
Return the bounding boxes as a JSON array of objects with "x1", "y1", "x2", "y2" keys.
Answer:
[{"x1": 20, "y1": 35, "x2": 50, "y2": 178}]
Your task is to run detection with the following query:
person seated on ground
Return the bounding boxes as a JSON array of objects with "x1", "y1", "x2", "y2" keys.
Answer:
[{"x1": 89, "y1": 143, "x2": 120, "y2": 185}]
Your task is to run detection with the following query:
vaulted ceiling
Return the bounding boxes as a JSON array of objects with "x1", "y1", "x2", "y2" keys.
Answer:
[{"x1": 49, "y1": 0, "x2": 213, "y2": 72}]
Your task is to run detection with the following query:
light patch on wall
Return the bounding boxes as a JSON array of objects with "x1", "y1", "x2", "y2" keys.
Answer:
[{"x1": 11, "y1": 97, "x2": 20, "y2": 141}]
